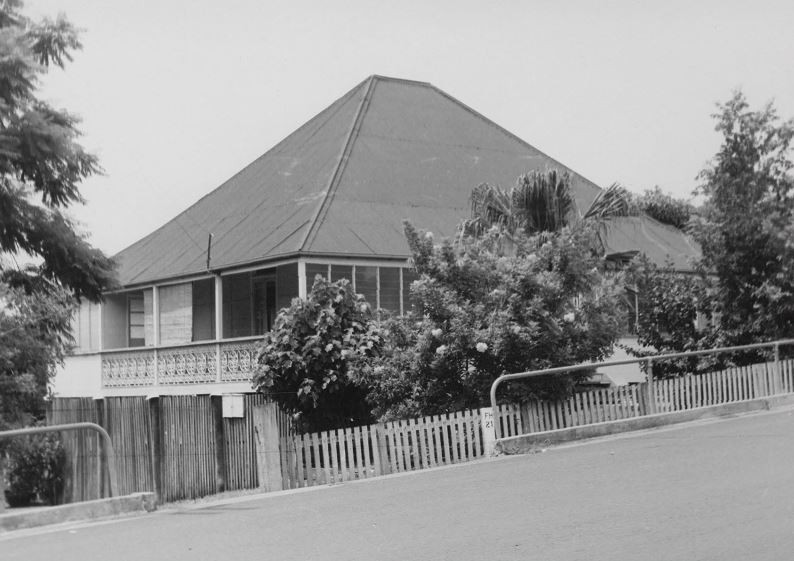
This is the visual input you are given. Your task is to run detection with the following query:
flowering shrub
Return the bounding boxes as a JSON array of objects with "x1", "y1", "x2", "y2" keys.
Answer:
[
  {"x1": 252, "y1": 276, "x2": 383, "y2": 432},
  {"x1": 355, "y1": 222, "x2": 623, "y2": 420}
]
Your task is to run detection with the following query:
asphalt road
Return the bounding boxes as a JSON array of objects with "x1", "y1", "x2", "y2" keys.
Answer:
[{"x1": 5, "y1": 409, "x2": 794, "y2": 561}]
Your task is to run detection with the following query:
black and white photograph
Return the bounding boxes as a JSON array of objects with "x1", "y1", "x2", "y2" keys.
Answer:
[{"x1": 2, "y1": 0, "x2": 794, "y2": 559}]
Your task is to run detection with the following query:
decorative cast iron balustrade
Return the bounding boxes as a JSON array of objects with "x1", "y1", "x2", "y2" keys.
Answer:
[
  {"x1": 220, "y1": 341, "x2": 259, "y2": 382},
  {"x1": 99, "y1": 339, "x2": 259, "y2": 388},
  {"x1": 102, "y1": 350, "x2": 155, "y2": 387},
  {"x1": 158, "y1": 344, "x2": 217, "y2": 384}
]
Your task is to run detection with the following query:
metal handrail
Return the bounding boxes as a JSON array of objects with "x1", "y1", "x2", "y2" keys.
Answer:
[
  {"x1": 0, "y1": 422, "x2": 118, "y2": 498},
  {"x1": 489, "y1": 338, "x2": 794, "y2": 440}
]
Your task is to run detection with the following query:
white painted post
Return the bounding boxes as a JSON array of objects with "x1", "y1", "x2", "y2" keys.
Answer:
[
  {"x1": 97, "y1": 301, "x2": 104, "y2": 351},
  {"x1": 297, "y1": 260, "x2": 307, "y2": 299},
  {"x1": 214, "y1": 275, "x2": 223, "y2": 381},
  {"x1": 480, "y1": 406, "x2": 496, "y2": 456},
  {"x1": 152, "y1": 286, "x2": 160, "y2": 385}
]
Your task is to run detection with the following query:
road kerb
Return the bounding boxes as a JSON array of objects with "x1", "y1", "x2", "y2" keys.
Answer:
[{"x1": 0, "y1": 492, "x2": 156, "y2": 533}]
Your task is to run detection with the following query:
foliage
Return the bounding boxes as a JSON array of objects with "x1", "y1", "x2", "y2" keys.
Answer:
[
  {"x1": 3, "y1": 432, "x2": 66, "y2": 507},
  {"x1": 626, "y1": 257, "x2": 716, "y2": 377},
  {"x1": 0, "y1": 0, "x2": 116, "y2": 301},
  {"x1": 464, "y1": 171, "x2": 632, "y2": 257},
  {"x1": 0, "y1": 280, "x2": 75, "y2": 430},
  {"x1": 691, "y1": 91, "x2": 794, "y2": 347},
  {"x1": 0, "y1": 1, "x2": 116, "y2": 439},
  {"x1": 356, "y1": 222, "x2": 624, "y2": 420},
  {"x1": 466, "y1": 170, "x2": 574, "y2": 238},
  {"x1": 626, "y1": 92, "x2": 794, "y2": 373},
  {"x1": 634, "y1": 186, "x2": 694, "y2": 230},
  {"x1": 252, "y1": 276, "x2": 384, "y2": 432}
]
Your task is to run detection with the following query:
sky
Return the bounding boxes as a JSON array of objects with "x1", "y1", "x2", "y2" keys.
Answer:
[{"x1": 24, "y1": 0, "x2": 794, "y2": 255}]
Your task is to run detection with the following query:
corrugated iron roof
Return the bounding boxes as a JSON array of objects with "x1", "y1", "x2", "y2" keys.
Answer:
[{"x1": 114, "y1": 75, "x2": 699, "y2": 286}]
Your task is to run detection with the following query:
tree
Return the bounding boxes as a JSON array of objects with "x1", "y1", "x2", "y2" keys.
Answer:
[
  {"x1": 0, "y1": 280, "x2": 75, "y2": 430},
  {"x1": 252, "y1": 277, "x2": 383, "y2": 432},
  {"x1": 690, "y1": 91, "x2": 794, "y2": 347},
  {"x1": 357, "y1": 220, "x2": 624, "y2": 420},
  {"x1": 0, "y1": 1, "x2": 115, "y2": 430},
  {"x1": 0, "y1": 0, "x2": 115, "y2": 302},
  {"x1": 628, "y1": 92, "x2": 794, "y2": 372}
]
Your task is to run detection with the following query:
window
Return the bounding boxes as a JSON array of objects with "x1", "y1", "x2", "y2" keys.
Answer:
[
  {"x1": 192, "y1": 278, "x2": 216, "y2": 341},
  {"x1": 379, "y1": 267, "x2": 401, "y2": 313},
  {"x1": 253, "y1": 272, "x2": 276, "y2": 334},
  {"x1": 355, "y1": 266, "x2": 378, "y2": 308},
  {"x1": 223, "y1": 269, "x2": 277, "y2": 338},
  {"x1": 128, "y1": 294, "x2": 145, "y2": 347}
]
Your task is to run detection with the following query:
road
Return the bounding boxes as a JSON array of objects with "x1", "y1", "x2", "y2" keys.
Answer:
[{"x1": 4, "y1": 408, "x2": 794, "y2": 561}]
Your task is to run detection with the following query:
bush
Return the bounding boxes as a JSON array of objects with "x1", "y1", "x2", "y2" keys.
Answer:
[
  {"x1": 356, "y1": 222, "x2": 624, "y2": 420},
  {"x1": 635, "y1": 186, "x2": 694, "y2": 230},
  {"x1": 2, "y1": 434, "x2": 66, "y2": 507},
  {"x1": 252, "y1": 276, "x2": 383, "y2": 432}
]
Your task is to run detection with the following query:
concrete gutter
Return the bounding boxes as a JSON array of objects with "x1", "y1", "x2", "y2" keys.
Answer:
[
  {"x1": 0, "y1": 492, "x2": 156, "y2": 533},
  {"x1": 495, "y1": 393, "x2": 794, "y2": 455}
]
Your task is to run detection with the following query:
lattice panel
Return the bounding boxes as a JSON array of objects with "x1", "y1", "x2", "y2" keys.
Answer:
[
  {"x1": 158, "y1": 344, "x2": 217, "y2": 384},
  {"x1": 220, "y1": 341, "x2": 258, "y2": 382},
  {"x1": 102, "y1": 351, "x2": 155, "y2": 387}
]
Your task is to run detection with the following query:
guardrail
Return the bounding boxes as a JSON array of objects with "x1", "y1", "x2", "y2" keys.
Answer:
[
  {"x1": 489, "y1": 339, "x2": 794, "y2": 440},
  {"x1": 0, "y1": 422, "x2": 119, "y2": 498}
]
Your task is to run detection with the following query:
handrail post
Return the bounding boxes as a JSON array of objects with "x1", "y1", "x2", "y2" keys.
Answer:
[{"x1": 490, "y1": 375, "x2": 503, "y2": 440}]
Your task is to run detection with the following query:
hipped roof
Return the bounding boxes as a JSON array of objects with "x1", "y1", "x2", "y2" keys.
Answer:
[{"x1": 115, "y1": 75, "x2": 698, "y2": 286}]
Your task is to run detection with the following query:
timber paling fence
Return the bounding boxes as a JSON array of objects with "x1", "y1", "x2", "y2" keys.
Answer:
[{"x1": 46, "y1": 357, "x2": 794, "y2": 503}]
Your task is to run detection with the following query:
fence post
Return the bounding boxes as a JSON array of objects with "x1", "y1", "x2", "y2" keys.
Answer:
[
  {"x1": 147, "y1": 396, "x2": 163, "y2": 503},
  {"x1": 645, "y1": 359, "x2": 656, "y2": 415},
  {"x1": 480, "y1": 407, "x2": 496, "y2": 456},
  {"x1": 0, "y1": 455, "x2": 5, "y2": 511},
  {"x1": 372, "y1": 423, "x2": 391, "y2": 475},
  {"x1": 252, "y1": 403, "x2": 283, "y2": 492},
  {"x1": 210, "y1": 395, "x2": 227, "y2": 494},
  {"x1": 774, "y1": 343, "x2": 781, "y2": 395},
  {"x1": 94, "y1": 397, "x2": 107, "y2": 498}
]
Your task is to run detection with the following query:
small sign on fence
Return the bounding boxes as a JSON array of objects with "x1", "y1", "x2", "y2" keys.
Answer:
[
  {"x1": 222, "y1": 394, "x2": 244, "y2": 418},
  {"x1": 480, "y1": 407, "x2": 496, "y2": 456}
]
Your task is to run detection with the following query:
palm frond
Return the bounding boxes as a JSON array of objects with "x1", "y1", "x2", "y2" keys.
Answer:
[
  {"x1": 465, "y1": 182, "x2": 514, "y2": 236},
  {"x1": 583, "y1": 183, "x2": 631, "y2": 221},
  {"x1": 512, "y1": 170, "x2": 574, "y2": 234}
]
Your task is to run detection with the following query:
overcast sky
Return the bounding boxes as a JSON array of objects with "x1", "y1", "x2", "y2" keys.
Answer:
[{"x1": 25, "y1": 0, "x2": 794, "y2": 255}]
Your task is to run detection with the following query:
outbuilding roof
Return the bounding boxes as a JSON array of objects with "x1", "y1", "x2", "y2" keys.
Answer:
[{"x1": 114, "y1": 75, "x2": 698, "y2": 286}]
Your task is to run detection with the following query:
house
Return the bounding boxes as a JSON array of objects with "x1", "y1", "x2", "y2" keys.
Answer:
[{"x1": 54, "y1": 75, "x2": 700, "y2": 398}]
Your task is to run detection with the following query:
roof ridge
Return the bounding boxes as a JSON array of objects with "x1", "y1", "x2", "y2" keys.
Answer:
[
  {"x1": 299, "y1": 75, "x2": 379, "y2": 252},
  {"x1": 112, "y1": 77, "x2": 370, "y2": 260},
  {"x1": 426, "y1": 82, "x2": 605, "y2": 196},
  {"x1": 368, "y1": 74, "x2": 431, "y2": 87}
]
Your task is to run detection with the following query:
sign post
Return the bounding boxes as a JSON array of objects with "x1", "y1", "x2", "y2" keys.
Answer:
[{"x1": 480, "y1": 407, "x2": 496, "y2": 456}]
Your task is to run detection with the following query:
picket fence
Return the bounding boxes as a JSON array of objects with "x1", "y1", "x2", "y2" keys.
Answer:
[
  {"x1": 45, "y1": 358, "x2": 794, "y2": 503},
  {"x1": 507, "y1": 359, "x2": 794, "y2": 436},
  {"x1": 278, "y1": 407, "x2": 496, "y2": 489}
]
